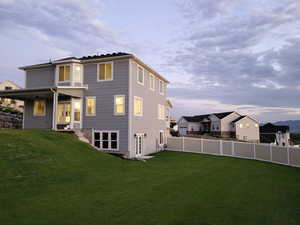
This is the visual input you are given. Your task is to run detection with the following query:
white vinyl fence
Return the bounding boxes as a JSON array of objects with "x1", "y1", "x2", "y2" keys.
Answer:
[{"x1": 166, "y1": 137, "x2": 300, "y2": 168}]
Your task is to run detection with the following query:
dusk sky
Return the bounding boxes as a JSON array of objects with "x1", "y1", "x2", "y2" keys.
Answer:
[{"x1": 1, "y1": 0, "x2": 300, "y2": 122}]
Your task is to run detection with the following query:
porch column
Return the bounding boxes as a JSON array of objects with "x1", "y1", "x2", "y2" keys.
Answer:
[{"x1": 52, "y1": 91, "x2": 58, "y2": 131}]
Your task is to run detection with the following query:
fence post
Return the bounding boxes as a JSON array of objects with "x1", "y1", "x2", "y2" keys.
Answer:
[
  {"x1": 287, "y1": 147, "x2": 290, "y2": 165},
  {"x1": 220, "y1": 140, "x2": 223, "y2": 155},
  {"x1": 232, "y1": 141, "x2": 235, "y2": 156},
  {"x1": 253, "y1": 143, "x2": 256, "y2": 159},
  {"x1": 182, "y1": 137, "x2": 185, "y2": 152},
  {"x1": 201, "y1": 138, "x2": 204, "y2": 153},
  {"x1": 270, "y1": 145, "x2": 273, "y2": 162}
]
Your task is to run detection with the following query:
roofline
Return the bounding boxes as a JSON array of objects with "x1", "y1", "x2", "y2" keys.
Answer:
[
  {"x1": 233, "y1": 115, "x2": 259, "y2": 124},
  {"x1": 18, "y1": 54, "x2": 169, "y2": 84},
  {"x1": 0, "y1": 80, "x2": 22, "y2": 89}
]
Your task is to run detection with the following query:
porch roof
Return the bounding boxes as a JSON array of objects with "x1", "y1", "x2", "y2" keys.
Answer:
[{"x1": 0, "y1": 87, "x2": 85, "y2": 100}]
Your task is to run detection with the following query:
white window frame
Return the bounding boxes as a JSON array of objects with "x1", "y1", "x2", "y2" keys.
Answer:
[
  {"x1": 93, "y1": 130, "x2": 119, "y2": 151},
  {"x1": 149, "y1": 73, "x2": 155, "y2": 91},
  {"x1": 85, "y1": 96, "x2": 96, "y2": 116},
  {"x1": 73, "y1": 64, "x2": 83, "y2": 84},
  {"x1": 134, "y1": 96, "x2": 143, "y2": 117},
  {"x1": 159, "y1": 80, "x2": 164, "y2": 95},
  {"x1": 56, "y1": 64, "x2": 72, "y2": 84},
  {"x1": 114, "y1": 95, "x2": 126, "y2": 116},
  {"x1": 158, "y1": 104, "x2": 165, "y2": 120},
  {"x1": 97, "y1": 61, "x2": 114, "y2": 82},
  {"x1": 137, "y1": 65, "x2": 144, "y2": 86},
  {"x1": 33, "y1": 100, "x2": 46, "y2": 117},
  {"x1": 159, "y1": 130, "x2": 165, "y2": 145}
]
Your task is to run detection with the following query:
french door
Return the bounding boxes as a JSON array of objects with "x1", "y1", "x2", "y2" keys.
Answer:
[
  {"x1": 135, "y1": 134, "x2": 143, "y2": 156},
  {"x1": 57, "y1": 102, "x2": 71, "y2": 123}
]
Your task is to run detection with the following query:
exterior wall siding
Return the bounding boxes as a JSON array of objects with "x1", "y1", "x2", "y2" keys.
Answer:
[
  {"x1": 235, "y1": 117, "x2": 259, "y2": 142},
  {"x1": 24, "y1": 99, "x2": 53, "y2": 129},
  {"x1": 82, "y1": 59, "x2": 129, "y2": 154},
  {"x1": 26, "y1": 67, "x2": 55, "y2": 88},
  {"x1": 220, "y1": 112, "x2": 241, "y2": 132},
  {"x1": 130, "y1": 60, "x2": 167, "y2": 157}
]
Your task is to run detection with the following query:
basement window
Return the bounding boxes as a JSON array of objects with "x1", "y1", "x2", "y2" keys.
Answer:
[{"x1": 94, "y1": 131, "x2": 119, "y2": 150}]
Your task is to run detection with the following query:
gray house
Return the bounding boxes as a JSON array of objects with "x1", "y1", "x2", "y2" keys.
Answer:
[{"x1": 0, "y1": 53, "x2": 171, "y2": 158}]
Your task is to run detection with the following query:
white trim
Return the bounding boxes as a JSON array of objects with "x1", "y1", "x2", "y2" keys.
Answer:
[
  {"x1": 159, "y1": 130, "x2": 165, "y2": 145},
  {"x1": 128, "y1": 59, "x2": 133, "y2": 158},
  {"x1": 149, "y1": 73, "x2": 155, "y2": 91},
  {"x1": 33, "y1": 100, "x2": 46, "y2": 117},
  {"x1": 22, "y1": 101, "x2": 25, "y2": 129},
  {"x1": 133, "y1": 96, "x2": 143, "y2": 117},
  {"x1": 135, "y1": 133, "x2": 144, "y2": 156},
  {"x1": 114, "y1": 95, "x2": 126, "y2": 116},
  {"x1": 158, "y1": 104, "x2": 165, "y2": 120},
  {"x1": 93, "y1": 130, "x2": 119, "y2": 151},
  {"x1": 85, "y1": 96, "x2": 96, "y2": 116},
  {"x1": 72, "y1": 98, "x2": 83, "y2": 129},
  {"x1": 97, "y1": 61, "x2": 114, "y2": 82},
  {"x1": 137, "y1": 65, "x2": 144, "y2": 86},
  {"x1": 159, "y1": 80, "x2": 164, "y2": 95},
  {"x1": 56, "y1": 64, "x2": 72, "y2": 85}
]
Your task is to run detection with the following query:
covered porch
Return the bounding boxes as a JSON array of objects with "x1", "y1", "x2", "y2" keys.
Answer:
[{"x1": 0, "y1": 87, "x2": 86, "y2": 131}]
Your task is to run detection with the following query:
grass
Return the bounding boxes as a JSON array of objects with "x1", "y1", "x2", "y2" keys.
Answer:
[{"x1": 1, "y1": 130, "x2": 300, "y2": 225}]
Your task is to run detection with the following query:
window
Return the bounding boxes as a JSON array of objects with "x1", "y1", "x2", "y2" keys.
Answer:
[
  {"x1": 134, "y1": 96, "x2": 143, "y2": 116},
  {"x1": 239, "y1": 124, "x2": 243, "y2": 128},
  {"x1": 159, "y1": 80, "x2": 164, "y2": 95},
  {"x1": 98, "y1": 62, "x2": 113, "y2": 81},
  {"x1": 33, "y1": 100, "x2": 46, "y2": 116},
  {"x1": 86, "y1": 97, "x2": 96, "y2": 116},
  {"x1": 94, "y1": 131, "x2": 119, "y2": 150},
  {"x1": 58, "y1": 65, "x2": 71, "y2": 82},
  {"x1": 74, "y1": 101, "x2": 81, "y2": 121},
  {"x1": 74, "y1": 64, "x2": 82, "y2": 83},
  {"x1": 137, "y1": 66, "x2": 144, "y2": 85},
  {"x1": 149, "y1": 74, "x2": 155, "y2": 90},
  {"x1": 255, "y1": 124, "x2": 258, "y2": 127},
  {"x1": 114, "y1": 95, "x2": 125, "y2": 115},
  {"x1": 159, "y1": 131, "x2": 164, "y2": 145},
  {"x1": 158, "y1": 104, "x2": 165, "y2": 120},
  {"x1": 4, "y1": 86, "x2": 12, "y2": 90}
]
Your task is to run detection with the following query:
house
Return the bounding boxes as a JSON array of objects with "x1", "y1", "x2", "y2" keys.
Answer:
[
  {"x1": 0, "y1": 80, "x2": 24, "y2": 112},
  {"x1": 178, "y1": 111, "x2": 260, "y2": 142},
  {"x1": 0, "y1": 53, "x2": 170, "y2": 158},
  {"x1": 260, "y1": 123, "x2": 290, "y2": 146}
]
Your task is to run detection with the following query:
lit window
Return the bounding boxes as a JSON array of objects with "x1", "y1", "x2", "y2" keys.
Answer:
[
  {"x1": 158, "y1": 104, "x2": 165, "y2": 120},
  {"x1": 134, "y1": 96, "x2": 143, "y2": 116},
  {"x1": 159, "y1": 80, "x2": 164, "y2": 95},
  {"x1": 86, "y1": 97, "x2": 96, "y2": 116},
  {"x1": 114, "y1": 95, "x2": 125, "y2": 115},
  {"x1": 58, "y1": 65, "x2": 70, "y2": 82},
  {"x1": 137, "y1": 66, "x2": 144, "y2": 85},
  {"x1": 74, "y1": 101, "x2": 81, "y2": 121},
  {"x1": 94, "y1": 131, "x2": 118, "y2": 150},
  {"x1": 150, "y1": 74, "x2": 155, "y2": 90},
  {"x1": 74, "y1": 65, "x2": 82, "y2": 83},
  {"x1": 239, "y1": 124, "x2": 243, "y2": 128},
  {"x1": 98, "y1": 62, "x2": 113, "y2": 81},
  {"x1": 255, "y1": 124, "x2": 258, "y2": 127},
  {"x1": 33, "y1": 100, "x2": 46, "y2": 116}
]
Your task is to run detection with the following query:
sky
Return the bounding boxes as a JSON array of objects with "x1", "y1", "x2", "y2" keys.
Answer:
[{"x1": 1, "y1": 0, "x2": 300, "y2": 122}]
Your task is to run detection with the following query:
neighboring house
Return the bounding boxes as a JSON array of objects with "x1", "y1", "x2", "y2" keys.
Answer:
[
  {"x1": 0, "y1": 80, "x2": 24, "y2": 112},
  {"x1": 0, "y1": 53, "x2": 170, "y2": 158},
  {"x1": 260, "y1": 123, "x2": 290, "y2": 146},
  {"x1": 178, "y1": 111, "x2": 260, "y2": 142}
]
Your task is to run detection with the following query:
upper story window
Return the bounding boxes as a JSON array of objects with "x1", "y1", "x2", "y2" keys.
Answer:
[
  {"x1": 137, "y1": 66, "x2": 144, "y2": 85},
  {"x1": 150, "y1": 74, "x2": 155, "y2": 91},
  {"x1": 5, "y1": 86, "x2": 12, "y2": 90},
  {"x1": 58, "y1": 65, "x2": 71, "y2": 82},
  {"x1": 114, "y1": 95, "x2": 125, "y2": 115},
  {"x1": 86, "y1": 97, "x2": 96, "y2": 116},
  {"x1": 98, "y1": 62, "x2": 113, "y2": 81},
  {"x1": 158, "y1": 104, "x2": 165, "y2": 120},
  {"x1": 74, "y1": 65, "x2": 83, "y2": 83},
  {"x1": 134, "y1": 96, "x2": 143, "y2": 116},
  {"x1": 33, "y1": 100, "x2": 46, "y2": 116},
  {"x1": 159, "y1": 80, "x2": 164, "y2": 95}
]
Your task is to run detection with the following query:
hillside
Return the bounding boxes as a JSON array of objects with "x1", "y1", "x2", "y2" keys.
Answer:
[
  {"x1": 1, "y1": 130, "x2": 300, "y2": 225},
  {"x1": 274, "y1": 120, "x2": 300, "y2": 133}
]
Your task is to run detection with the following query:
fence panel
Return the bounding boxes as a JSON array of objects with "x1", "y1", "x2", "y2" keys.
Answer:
[
  {"x1": 234, "y1": 142, "x2": 254, "y2": 159},
  {"x1": 184, "y1": 138, "x2": 201, "y2": 153},
  {"x1": 222, "y1": 141, "x2": 233, "y2": 156},
  {"x1": 255, "y1": 144, "x2": 271, "y2": 161},
  {"x1": 167, "y1": 137, "x2": 183, "y2": 151},
  {"x1": 289, "y1": 148, "x2": 300, "y2": 167},
  {"x1": 272, "y1": 146, "x2": 288, "y2": 165},
  {"x1": 203, "y1": 139, "x2": 220, "y2": 155}
]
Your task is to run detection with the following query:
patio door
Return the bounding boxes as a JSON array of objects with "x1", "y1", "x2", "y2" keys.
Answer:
[
  {"x1": 72, "y1": 99, "x2": 82, "y2": 129},
  {"x1": 57, "y1": 102, "x2": 71, "y2": 124},
  {"x1": 135, "y1": 134, "x2": 143, "y2": 157}
]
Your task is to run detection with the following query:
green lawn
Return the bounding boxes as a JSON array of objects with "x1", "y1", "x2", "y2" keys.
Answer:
[{"x1": 1, "y1": 130, "x2": 300, "y2": 225}]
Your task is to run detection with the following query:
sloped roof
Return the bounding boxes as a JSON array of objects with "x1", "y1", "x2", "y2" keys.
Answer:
[
  {"x1": 260, "y1": 123, "x2": 289, "y2": 133},
  {"x1": 79, "y1": 52, "x2": 130, "y2": 60},
  {"x1": 260, "y1": 133, "x2": 276, "y2": 143},
  {"x1": 214, "y1": 111, "x2": 234, "y2": 119},
  {"x1": 231, "y1": 116, "x2": 246, "y2": 123}
]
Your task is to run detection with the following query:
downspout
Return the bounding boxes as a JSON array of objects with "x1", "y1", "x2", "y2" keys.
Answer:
[{"x1": 50, "y1": 88, "x2": 57, "y2": 131}]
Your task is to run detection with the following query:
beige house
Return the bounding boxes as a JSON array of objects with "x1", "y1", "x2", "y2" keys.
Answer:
[
  {"x1": 232, "y1": 116, "x2": 260, "y2": 142},
  {"x1": 0, "y1": 80, "x2": 24, "y2": 112}
]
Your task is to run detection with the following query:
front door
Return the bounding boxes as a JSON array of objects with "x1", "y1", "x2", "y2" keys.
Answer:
[
  {"x1": 57, "y1": 102, "x2": 71, "y2": 124},
  {"x1": 135, "y1": 134, "x2": 143, "y2": 156}
]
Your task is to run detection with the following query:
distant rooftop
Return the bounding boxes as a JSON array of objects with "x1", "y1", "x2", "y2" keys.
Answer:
[{"x1": 183, "y1": 111, "x2": 235, "y2": 122}]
